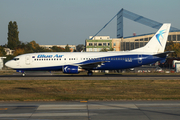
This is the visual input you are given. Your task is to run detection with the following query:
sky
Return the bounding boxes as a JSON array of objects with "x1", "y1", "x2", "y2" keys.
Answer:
[{"x1": 0, "y1": 0, "x2": 180, "y2": 46}]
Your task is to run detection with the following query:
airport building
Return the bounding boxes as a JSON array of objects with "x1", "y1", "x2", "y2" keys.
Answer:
[
  {"x1": 85, "y1": 9, "x2": 180, "y2": 52},
  {"x1": 40, "y1": 45, "x2": 76, "y2": 52}
]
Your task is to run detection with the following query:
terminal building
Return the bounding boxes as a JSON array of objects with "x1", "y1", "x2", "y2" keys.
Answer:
[{"x1": 85, "y1": 9, "x2": 180, "y2": 52}]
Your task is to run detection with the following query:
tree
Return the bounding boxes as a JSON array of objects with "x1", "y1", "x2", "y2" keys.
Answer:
[
  {"x1": 100, "y1": 48, "x2": 108, "y2": 52},
  {"x1": 100, "y1": 47, "x2": 114, "y2": 52},
  {"x1": 51, "y1": 46, "x2": 65, "y2": 52},
  {"x1": 0, "y1": 46, "x2": 6, "y2": 56},
  {"x1": 7, "y1": 21, "x2": 20, "y2": 49},
  {"x1": 13, "y1": 48, "x2": 25, "y2": 56},
  {"x1": 165, "y1": 40, "x2": 180, "y2": 57},
  {"x1": 76, "y1": 44, "x2": 84, "y2": 52},
  {"x1": 64, "y1": 44, "x2": 71, "y2": 52}
]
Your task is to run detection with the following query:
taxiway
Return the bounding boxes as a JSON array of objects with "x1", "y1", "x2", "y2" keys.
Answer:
[
  {"x1": 0, "y1": 101, "x2": 180, "y2": 120},
  {"x1": 1, "y1": 74, "x2": 180, "y2": 80}
]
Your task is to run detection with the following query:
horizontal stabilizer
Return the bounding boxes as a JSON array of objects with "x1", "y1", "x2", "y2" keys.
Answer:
[{"x1": 153, "y1": 51, "x2": 174, "y2": 57}]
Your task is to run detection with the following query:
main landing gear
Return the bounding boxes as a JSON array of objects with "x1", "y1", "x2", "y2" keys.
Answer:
[{"x1": 87, "y1": 70, "x2": 93, "y2": 76}]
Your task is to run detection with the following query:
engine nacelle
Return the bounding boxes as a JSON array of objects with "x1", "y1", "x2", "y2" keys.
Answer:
[{"x1": 63, "y1": 65, "x2": 79, "y2": 74}]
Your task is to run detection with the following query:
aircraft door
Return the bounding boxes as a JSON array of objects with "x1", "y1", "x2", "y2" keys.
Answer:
[
  {"x1": 25, "y1": 56, "x2": 30, "y2": 65},
  {"x1": 138, "y1": 54, "x2": 142, "y2": 64}
]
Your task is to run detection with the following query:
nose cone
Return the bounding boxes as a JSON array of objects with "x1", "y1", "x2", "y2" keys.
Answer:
[{"x1": 5, "y1": 61, "x2": 12, "y2": 68}]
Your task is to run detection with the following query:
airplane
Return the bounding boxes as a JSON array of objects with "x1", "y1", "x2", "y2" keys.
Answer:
[{"x1": 5, "y1": 23, "x2": 172, "y2": 76}]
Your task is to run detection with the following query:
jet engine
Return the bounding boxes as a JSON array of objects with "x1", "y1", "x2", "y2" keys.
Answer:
[{"x1": 63, "y1": 65, "x2": 79, "y2": 74}]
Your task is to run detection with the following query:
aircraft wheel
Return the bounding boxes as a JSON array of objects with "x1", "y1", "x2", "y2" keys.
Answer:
[
  {"x1": 22, "y1": 73, "x2": 26, "y2": 77},
  {"x1": 87, "y1": 71, "x2": 93, "y2": 76}
]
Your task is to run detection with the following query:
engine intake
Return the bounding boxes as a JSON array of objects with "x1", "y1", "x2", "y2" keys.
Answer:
[{"x1": 63, "y1": 65, "x2": 79, "y2": 74}]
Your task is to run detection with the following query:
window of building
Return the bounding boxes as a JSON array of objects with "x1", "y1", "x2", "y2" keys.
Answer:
[
  {"x1": 121, "y1": 42, "x2": 125, "y2": 51},
  {"x1": 144, "y1": 38, "x2": 148, "y2": 41},
  {"x1": 140, "y1": 39, "x2": 143, "y2": 41},
  {"x1": 126, "y1": 42, "x2": 129, "y2": 50},
  {"x1": 131, "y1": 42, "x2": 134, "y2": 50},
  {"x1": 89, "y1": 48, "x2": 92, "y2": 51},
  {"x1": 103, "y1": 43, "x2": 106, "y2": 46},
  {"x1": 113, "y1": 43, "x2": 116, "y2": 46},
  {"x1": 173, "y1": 35, "x2": 176, "y2": 41},
  {"x1": 178, "y1": 35, "x2": 180, "y2": 41},
  {"x1": 140, "y1": 42, "x2": 144, "y2": 47},
  {"x1": 135, "y1": 39, "x2": 139, "y2": 41},
  {"x1": 97, "y1": 48, "x2": 101, "y2": 51},
  {"x1": 98, "y1": 43, "x2": 102, "y2": 46},
  {"x1": 135, "y1": 42, "x2": 139, "y2": 49},
  {"x1": 94, "y1": 43, "x2": 97, "y2": 47},
  {"x1": 94, "y1": 48, "x2": 97, "y2": 51},
  {"x1": 168, "y1": 35, "x2": 171, "y2": 41},
  {"x1": 89, "y1": 43, "x2": 93, "y2": 46},
  {"x1": 108, "y1": 43, "x2": 110, "y2": 46},
  {"x1": 144, "y1": 42, "x2": 148, "y2": 45}
]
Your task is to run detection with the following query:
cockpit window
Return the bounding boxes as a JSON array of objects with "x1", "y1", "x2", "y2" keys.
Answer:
[{"x1": 13, "y1": 58, "x2": 19, "y2": 61}]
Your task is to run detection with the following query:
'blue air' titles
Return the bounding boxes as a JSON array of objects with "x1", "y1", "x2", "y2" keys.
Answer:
[{"x1": 37, "y1": 54, "x2": 64, "y2": 58}]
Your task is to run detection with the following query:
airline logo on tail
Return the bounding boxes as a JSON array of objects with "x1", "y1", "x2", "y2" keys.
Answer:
[{"x1": 156, "y1": 29, "x2": 165, "y2": 46}]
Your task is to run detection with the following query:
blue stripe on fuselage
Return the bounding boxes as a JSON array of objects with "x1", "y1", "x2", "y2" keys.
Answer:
[{"x1": 13, "y1": 54, "x2": 166, "y2": 71}]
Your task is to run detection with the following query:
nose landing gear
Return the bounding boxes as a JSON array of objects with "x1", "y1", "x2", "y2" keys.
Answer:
[{"x1": 22, "y1": 73, "x2": 26, "y2": 77}]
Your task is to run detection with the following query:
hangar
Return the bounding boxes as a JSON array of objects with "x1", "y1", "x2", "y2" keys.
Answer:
[{"x1": 85, "y1": 9, "x2": 180, "y2": 52}]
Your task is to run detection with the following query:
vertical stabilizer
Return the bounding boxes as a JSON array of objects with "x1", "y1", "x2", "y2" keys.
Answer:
[{"x1": 132, "y1": 23, "x2": 171, "y2": 53}]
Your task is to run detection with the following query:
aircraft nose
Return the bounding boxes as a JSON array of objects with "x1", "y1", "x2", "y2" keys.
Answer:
[{"x1": 5, "y1": 61, "x2": 12, "y2": 68}]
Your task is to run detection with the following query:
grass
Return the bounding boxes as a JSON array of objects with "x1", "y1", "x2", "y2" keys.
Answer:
[
  {"x1": 0, "y1": 80, "x2": 180, "y2": 101},
  {"x1": 0, "y1": 70, "x2": 16, "y2": 75}
]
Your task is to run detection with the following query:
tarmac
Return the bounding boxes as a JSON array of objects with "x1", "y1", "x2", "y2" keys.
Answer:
[
  {"x1": 0, "y1": 101, "x2": 180, "y2": 120},
  {"x1": 1, "y1": 73, "x2": 180, "y2": 80}
]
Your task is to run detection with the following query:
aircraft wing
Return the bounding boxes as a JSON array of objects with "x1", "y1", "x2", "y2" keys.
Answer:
[
  {"x1": 78, "y1": 61, "x2": 109, "y2": 69},
  {"x1": 153, "y1": 51, "x2": 174, "y2": 57}
]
